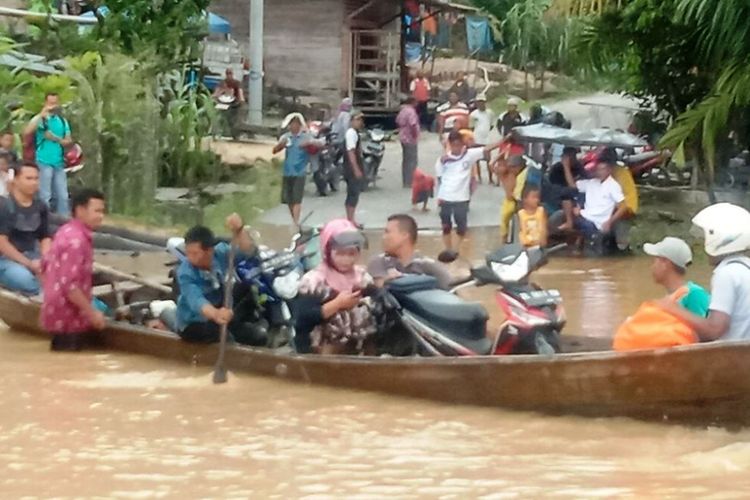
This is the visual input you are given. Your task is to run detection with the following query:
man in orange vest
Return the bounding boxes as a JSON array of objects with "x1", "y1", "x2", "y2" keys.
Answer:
[{"x1": 409, "y1": 70, "x2": 432, "y2": 129}]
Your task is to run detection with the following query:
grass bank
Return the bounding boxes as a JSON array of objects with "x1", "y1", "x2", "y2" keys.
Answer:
[{"x1": 105, "y1": 158, "x2": 283, "y2": 237}]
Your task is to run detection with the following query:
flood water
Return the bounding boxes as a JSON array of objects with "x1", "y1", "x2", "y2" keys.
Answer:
[{"x1": 2, "y1": 227, "x2": 749, "y2": 498}]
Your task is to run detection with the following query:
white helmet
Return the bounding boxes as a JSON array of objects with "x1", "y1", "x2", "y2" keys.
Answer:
[{"x1": 692, "y1": 203, "x2": 750, "y2": 257}]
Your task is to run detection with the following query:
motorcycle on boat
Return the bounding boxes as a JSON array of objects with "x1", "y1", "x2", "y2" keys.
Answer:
[
  {"x1": 166, "y1": 222, "x2": 321, "y2": 347},
  {"x1": 380, "y1": 244, "x2": 566, "y2": 356}
]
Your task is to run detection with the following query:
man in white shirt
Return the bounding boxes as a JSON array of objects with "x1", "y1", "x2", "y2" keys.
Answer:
[
  {"x1": 469, "y1": 96, "x2": 495, "y2": 184},
  {"x1": 435, "y1": 130, "x2": 505, "y2": 254},
  {"x1": 558, "y1": 155, "x2": 628, "y2": 254},
  {"x1": 658, "y1": 203, "x2": 750, "y2": 342},
  {"x1": 343, "y1": 110, "x2": 366, "y2": 227}
]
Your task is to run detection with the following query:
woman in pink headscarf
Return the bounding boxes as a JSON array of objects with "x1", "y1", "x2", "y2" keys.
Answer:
[{"x1": 297, "y1": 218, "x2": 376, "y2": 355}]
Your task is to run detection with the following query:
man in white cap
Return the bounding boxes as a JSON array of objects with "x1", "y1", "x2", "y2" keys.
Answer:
[
  {"x1": 644, "y1": 236, "x2": 710, "y2": 317},
  {"x1": 658, "y1": 203, "x2": 750, "y2": 341},
  {"x1": 272, "y1": 113, "x2": 318, "y2": 226},
  {"x1": 498, "y1": 96, "x2": 524, "y2": 136}
]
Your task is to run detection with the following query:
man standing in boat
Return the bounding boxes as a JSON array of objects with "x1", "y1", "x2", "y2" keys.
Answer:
[
  {"x1": 368, "y1": 214, "x2": 452, "y2": 290},
  {"x1": 175, "y1": 214, "x2": 267, "y2": 346},
  {"x1": 41, "y1": 189, "x2": 108, "y2": 351},
  {"x1": 0, "y1": 162, "x2": 51, "y2": 295}
]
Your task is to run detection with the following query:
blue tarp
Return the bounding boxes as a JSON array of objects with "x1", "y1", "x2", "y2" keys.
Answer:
[
  {"x1": 207, "y1": 12, "x2": 231, "y2": 35},
  {"x1": 405, "y1": 42, "x2": 422, "y2": 63},
  {"x1": 466, "y1": 15, "x2": 493, "y2": 53}
]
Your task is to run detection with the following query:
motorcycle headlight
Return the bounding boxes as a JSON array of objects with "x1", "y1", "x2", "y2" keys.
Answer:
[{"x1": 273, "y1": 271, "x2": 301, "y2": 300}]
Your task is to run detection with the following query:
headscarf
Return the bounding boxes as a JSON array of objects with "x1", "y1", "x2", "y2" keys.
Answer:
[
  {"x1": 338, "y1": 98, "x2": 353, "y2": 113},
  {"x1": 312, "y1": 219, "x2": 366, "y2": 293}
]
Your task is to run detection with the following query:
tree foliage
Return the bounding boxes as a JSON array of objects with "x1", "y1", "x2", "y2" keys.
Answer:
[
  {"x1": 659, "y1": 0, "x2": 750, "y2": 176},
  {"x1": 93, "y1": 0, "x2": 211, "y2": 68},
  {"x1": 576, "y1": 0, "x2": 711, "y2": 119}
]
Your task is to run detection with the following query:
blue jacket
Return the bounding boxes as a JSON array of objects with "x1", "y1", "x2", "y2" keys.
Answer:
[{"x1": 176, "y1": 243, "x2": 231, "y2": 331}]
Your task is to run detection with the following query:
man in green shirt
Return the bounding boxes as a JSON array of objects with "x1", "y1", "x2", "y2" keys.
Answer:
[
  {"x1": 644, "y1": 236, "x2": 710, "y2": 316},
  {"x1": 23, "y1": 92, "x2": 73, "y2": 216}
]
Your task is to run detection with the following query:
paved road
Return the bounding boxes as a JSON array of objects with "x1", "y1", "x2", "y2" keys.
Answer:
[{"x1": 260, "y1": 93, "x2": 640, "y2": 230}]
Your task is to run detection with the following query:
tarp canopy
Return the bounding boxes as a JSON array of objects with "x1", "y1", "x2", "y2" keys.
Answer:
[{"x1": 511, "y1": 123, "x2": 647, "y2": 149}]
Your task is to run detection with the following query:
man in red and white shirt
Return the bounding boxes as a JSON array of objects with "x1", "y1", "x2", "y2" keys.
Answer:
[
  {"x1": 436, "y1": 92, "x2": 470, "y2": 140},
  {"x1": 42, "y1": 188, "x2": 107, "y2": 351}
]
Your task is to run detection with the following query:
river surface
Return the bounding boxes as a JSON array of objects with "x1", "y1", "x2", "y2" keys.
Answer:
[{"x1": 2, "y1": 227, "x2": 749, "y2": 498}]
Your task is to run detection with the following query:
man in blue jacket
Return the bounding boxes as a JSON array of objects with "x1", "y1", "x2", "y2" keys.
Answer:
[{"x1": 176, "y1": 213, "x2": 267, "y2": 345}]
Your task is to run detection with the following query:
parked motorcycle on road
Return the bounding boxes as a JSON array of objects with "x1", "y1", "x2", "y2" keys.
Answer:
[
  {"x1": 360, "y1": 127, "x2": 386, "y2": 190},
  {"x1": 307, "y1": 120, "x2": 342, "y2": 196},
  {"x1": 381, "y1": 244, "x2": 566, "y2": 356}
]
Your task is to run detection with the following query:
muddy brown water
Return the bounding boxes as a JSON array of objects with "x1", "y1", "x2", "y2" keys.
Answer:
[{"x1": 2, "y1": 226, "x2": 748, "y2": 497}]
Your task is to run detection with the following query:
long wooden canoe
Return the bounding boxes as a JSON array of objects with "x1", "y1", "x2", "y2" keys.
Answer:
[{"x1": 2, "y1": 288, "x2": 749, "y2": 426}]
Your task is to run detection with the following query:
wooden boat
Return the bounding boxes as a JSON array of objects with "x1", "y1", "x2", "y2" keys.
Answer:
[{"x1": 2, "y1": 286, "x2": 750, "y2": 426}]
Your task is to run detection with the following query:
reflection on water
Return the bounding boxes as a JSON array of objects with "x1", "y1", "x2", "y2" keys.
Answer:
[{"x1": 2, "y1": 227, "x2": 746, "y2": 497}]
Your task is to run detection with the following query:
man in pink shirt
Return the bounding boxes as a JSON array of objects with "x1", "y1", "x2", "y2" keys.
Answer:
[
  {"x1": 396, "y1": 96, "x2": 421, "y2": 188},
  {"x1": 42, "y1": 188, "x2": 107, "y2": 351}
]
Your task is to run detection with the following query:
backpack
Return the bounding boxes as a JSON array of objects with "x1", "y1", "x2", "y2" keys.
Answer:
[{"x1": 613, "y1": 286, "x2": 698, "y2": 351}]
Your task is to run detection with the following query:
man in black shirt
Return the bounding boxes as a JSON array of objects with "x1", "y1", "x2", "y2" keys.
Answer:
[{"x1": 0, "y1": 162, "x2": 51, "y2": 295}]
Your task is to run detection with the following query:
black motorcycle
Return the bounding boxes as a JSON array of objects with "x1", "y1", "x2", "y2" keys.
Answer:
[{"x1": 308, "y1": 121, "x2": 342, "y2": 196}]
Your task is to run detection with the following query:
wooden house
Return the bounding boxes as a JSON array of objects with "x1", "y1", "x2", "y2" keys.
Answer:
[{"x1": 210, "y1": 0, "x2": 422, "y2": 115}]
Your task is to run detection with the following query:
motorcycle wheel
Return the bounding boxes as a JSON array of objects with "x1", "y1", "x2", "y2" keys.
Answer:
[{"x1": 313, "y1": 169, "x2": 329, "y2": 196}]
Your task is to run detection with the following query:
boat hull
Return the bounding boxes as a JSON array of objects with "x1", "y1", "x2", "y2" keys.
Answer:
[{"x1": 2, "y1": 289, "x2": 749, "y2": 425}]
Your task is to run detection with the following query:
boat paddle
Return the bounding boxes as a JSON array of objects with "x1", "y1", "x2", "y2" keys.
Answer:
[{"x1": 213, "y1": 239, "x2": 237, "y2": 384}]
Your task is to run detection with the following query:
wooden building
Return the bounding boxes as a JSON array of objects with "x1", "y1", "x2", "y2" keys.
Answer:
[{"x1": 210, "y1": 0, "x2": 408, "y2": 114}]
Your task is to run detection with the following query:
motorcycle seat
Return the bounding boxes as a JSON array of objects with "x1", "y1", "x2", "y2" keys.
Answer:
[{"x1": 398, "y1": 289, "x2": 491, "y2": 354}]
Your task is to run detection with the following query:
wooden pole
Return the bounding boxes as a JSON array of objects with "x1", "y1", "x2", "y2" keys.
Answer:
[{"x1": 0, "y1": 6, "x2": 98, "y2": 24}]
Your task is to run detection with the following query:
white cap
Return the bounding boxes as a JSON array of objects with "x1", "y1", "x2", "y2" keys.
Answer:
[
  {"x1": 507, "y1": 96, "x2": 521, "y2": 106},
  {"x1": 643, "y1": 237, "x2": 693, "y2": 269}
]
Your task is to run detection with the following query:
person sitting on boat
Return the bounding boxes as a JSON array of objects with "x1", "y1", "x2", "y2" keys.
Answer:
[
  {"x1": 294, "y1": 219, "x2": 377, "y2": 355},
  {"x1": 0, "y1": 162, "x2": 51, "y2": 296},
  {"x1": 368, "y1": 214, "x2": 452, "y2": 290},
  {"x1": 656, "y1": 204, "x2": 750, "y2": 342},
  {"x1": 614, "y1": 237, "x2": 710, "y2": 351},
  {"x1": 42, "y1": 189, "x2": 108, "y2": 352},
  {"x1": 175, "y1": 215, "x2": 267, "y2": 346}
]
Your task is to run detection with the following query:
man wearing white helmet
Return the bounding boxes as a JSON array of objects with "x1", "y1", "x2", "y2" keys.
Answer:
[{"x1": 659, "y1": 203, "x2": 750, "y2": 341}]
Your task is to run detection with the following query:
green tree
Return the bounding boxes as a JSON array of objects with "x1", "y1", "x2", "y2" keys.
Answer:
[
  {"x1": 577, "y1": 0, "x2": 711, "y2": 119},
  {"x1": 93, "y1": 0, "x2": 211, "y2": 69},
  {"x1": 660, "y1": 0, "x2": 750, "y2": 178}
]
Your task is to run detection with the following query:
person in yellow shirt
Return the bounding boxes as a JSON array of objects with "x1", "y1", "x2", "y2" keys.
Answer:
[
  {"x1": 518, "y1": 185, "x2": 547, "y2": 248},
  {"x1": 498, "y1": 155, "x2": 529, "y2": 243},
  {"x1": 611, "y1": 163, "x2": 639, "y2": 216}
]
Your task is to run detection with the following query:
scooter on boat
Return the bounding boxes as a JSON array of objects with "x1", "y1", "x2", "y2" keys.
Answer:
[{"x1": 381, "y1": 244, "x2": 566, "y2": 356}]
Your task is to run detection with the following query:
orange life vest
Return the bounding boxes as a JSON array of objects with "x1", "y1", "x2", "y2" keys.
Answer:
[{"x1": 613, "y1": 287, "x2": 698, "y2": 351}]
